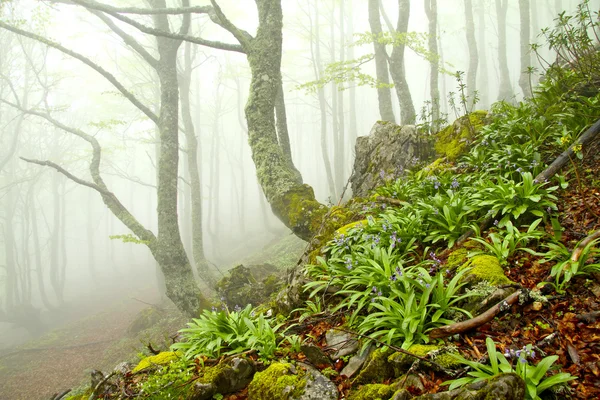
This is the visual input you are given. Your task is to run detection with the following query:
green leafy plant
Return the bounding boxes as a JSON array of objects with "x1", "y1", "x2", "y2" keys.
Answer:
[
  {"x1": 137, "y1": 358, "x2": 194, "y2": 399},
  {"x1": 423, "y1": 190, "x2": 479, "y2": 248},
  {"x1": 171, "y1": 305, "x2": 281, "y2": 360},
  {"x1": 544, "y1": 237, "x2": 600, "y2": 293},
  {"x1": 445, "y1": 337, "x2": 576, "y2": 400},
  {"x1": 469, "y1": 219, "x2": 545, "y2": 264}
]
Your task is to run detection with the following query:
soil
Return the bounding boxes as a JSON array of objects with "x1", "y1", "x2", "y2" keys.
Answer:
[{"x1": 0, "y1": 288, "x2": 166, "y2": 400}]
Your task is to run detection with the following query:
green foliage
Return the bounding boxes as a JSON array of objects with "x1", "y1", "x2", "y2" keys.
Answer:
[
  {"x1": 137, "y1": 358, "x2": 194, "y2": 399},
  {"x1": 171, "y1": 305, "x2": 281, "y2": 360},
  {"x1": 445, "y1": 337, "x2": 576, "y2": 400},
  {"x1": 540, "y1": 236, "x2": 600, "y2": 293},
  {"x1": 469, "y1": 219, "x2": 545, "y2": 265}
]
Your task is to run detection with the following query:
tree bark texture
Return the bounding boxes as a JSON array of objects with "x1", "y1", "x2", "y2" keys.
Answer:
[
  {"x1": 464, "y1": 0, "x2": 478, "y2": 104},
  {"x1": 496, "y1": 0, "x2": 514, "y2": 101},
  {"x1": 389, "y1": 0, "x2": 416, "y2": 125},
  {"x1": 424, "y1": 0, "x2": 440, "y2": 128},
  {"x1": 519, "y1": 0, "x2": 533, "y2": 98},
  {"x1": 368, "y1": 0, "x2": 396, "y2": 122}
]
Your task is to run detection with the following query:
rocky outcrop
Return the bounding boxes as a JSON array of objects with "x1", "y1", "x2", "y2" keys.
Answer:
[{"x1": 350, "y1": 122, "x2": 433, "y2": 197}]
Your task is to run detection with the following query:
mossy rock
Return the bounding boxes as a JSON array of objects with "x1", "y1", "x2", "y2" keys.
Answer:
[
  {"x1": 127, "y1": 307, "x2": 162, "y2": 335},
  {"x1": 388, "y1": 345, "x2": 461, "y2": 376},
  {"x1": 247, "y1": 362, "x2": 307, "y2": 400},
  {"x1": 336, "y1": 219, "x2": 368, "y2": 236},
  {"x1": 190, "y1": 357, "x2": 256, "y2": 400},
  {"x1": 459, "y1": 255, "x2": 513, "y2": 286},
  {"x1": 216, "y1": 263, "x2": 283, "y2": 309},
  {"x1": 347, "y1": 383, "x2": 396, "y2": 400},
  {"x1": 435, "y1": 111, "x2": 489, "y2": 161},
  {"x1": 352, "y1": 347, "x2": 395, "y2": 385},
  {"x1": 132, "y1": 351, "x2": 182, "y2": 373}
]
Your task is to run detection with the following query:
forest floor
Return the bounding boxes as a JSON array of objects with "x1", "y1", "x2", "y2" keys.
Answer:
[{"x1": 0, "y1": 287, "x2": 182, "y2": 400}]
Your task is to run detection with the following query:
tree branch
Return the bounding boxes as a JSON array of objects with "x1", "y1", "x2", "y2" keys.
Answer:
[
  {"x1": 0, "y1": 21, "x2": 159, "y2": 122},
  {"x1": 59, "y1": 0, "x2": 246, "y2": 53},
  {"x1": 87, "y1": 9, "x2": 159, "y2": 69},
  {"x1": 55, "y1": 0, "x2": 213, "y2": 15},
  {"x1": 208, "y1": 0, "x2": 253, "y2": 48},
  {"x1": 428, "y1": 290, "x2": 522, "y2": 339}
]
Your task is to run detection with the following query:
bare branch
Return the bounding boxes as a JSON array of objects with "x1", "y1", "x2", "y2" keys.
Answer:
[
  {"x1": 0, "y1": 20, "x2": 159, "y2": 122},
  {"x1": 88, "y1": 9, "x2": 159, "y2": 69},
  {"x1": 54, "y1": 0, "x2": 213, "y2": 15},
  {"x1": 59, "y1": 0, "x2": 246, "y2": 53},
  {"x1": 21, "y1": 157, "x2": 109, "y2": 194},
  {"x1": 208, "y1": 0, "x2": 253, "y2": 48}
]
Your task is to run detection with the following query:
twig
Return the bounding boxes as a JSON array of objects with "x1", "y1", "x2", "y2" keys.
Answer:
[
  {"x1": 88, "y1": 371, "x2": 116, "y2": 400},
  {"x1": 50, "y1": 389, "x2": 71, "y2": 400},
  {"x1": 376, "y1": 196, "x2": 405, "y2": 206},
  {"x1": 428, "y1": 290, "x2": 522, "y2": 339}
]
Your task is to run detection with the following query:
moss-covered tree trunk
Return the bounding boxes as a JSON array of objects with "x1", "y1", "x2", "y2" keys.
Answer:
[
  {"x1": 241, "y1": 0, "x2": 327, "y2": 240},
  {"x1": 150, "y1": 0, "x2": 204, "y2": 315}
]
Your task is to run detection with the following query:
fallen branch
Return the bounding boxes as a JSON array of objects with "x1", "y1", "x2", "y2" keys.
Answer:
[
  {"x1": 428, "y1": 290, "x2": 522, "y2": 339},
  {"x1": 571, "y1": 229, "x2": 600, "y2": 262},
  {"x1": 376, "y1": 196, "x2": 405, "y2": 207}
]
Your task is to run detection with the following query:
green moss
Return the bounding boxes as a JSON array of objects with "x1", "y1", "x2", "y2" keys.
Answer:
[
  {"x1": 353, "y1": 348, "x2": 394, "y2": 385},
  {"x1": 132, "y1": 351, "x2": 182, "y2": 373},
  {"x1": 388, "y1": 345, "x2": 460, "y2": 375},
  {"x1": 336, "y1": 220, "x2": 367, "y2": 236},
  {"x1": 247, "y1": 362, "x2": 306, "y2": 400},
  {"x1": 446, "y1": 248, "x2": 468, "y2": 270},
  {"x1": 347, "y1": 383, "x2": 395, "y2": 400},
  {"x1": 271, "y1": 184, "x2": 328, "y2": 241},
  {"x1": 434, "y1": 111, "x2": 488, "y2": 161},
  {"x1": 422, "y1": 157, "x2": 452, "y2": 176},
  {"x1": 460, "y1": 255, "x2": 513, "y2": 286}
]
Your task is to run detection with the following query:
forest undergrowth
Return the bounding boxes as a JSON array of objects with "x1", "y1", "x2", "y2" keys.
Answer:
[{"x1": 61, "y1": 3, "x2": 600, "y2": 400}]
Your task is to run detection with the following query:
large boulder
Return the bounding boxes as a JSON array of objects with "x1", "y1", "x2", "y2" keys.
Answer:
[{"x1": 350, "y1": 122, "x2": 433, "y2": 197}]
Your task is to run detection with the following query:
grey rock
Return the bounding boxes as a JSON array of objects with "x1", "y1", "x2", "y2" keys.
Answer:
[
  {"x1": 325, "y1": 329, "x2": 358, "y2": 359},
  {"x1": 301, "y1": 344, "x2": 332, "y2": 368},
  {"x1": 296, "y1": 362, "x2": 338, "y2": 400},
  {"x1": 341, "y1": 345, "x2": 373, "y2": 378},
  {"x1": 189, "y1": 357, "x2": 256, "y2": 400},
  {"x1": 350, "y1": 121, "x2": 433, "y2": 197},
  {"x1": 412, "y1": 373, "x2": 525, "y2": 400}
]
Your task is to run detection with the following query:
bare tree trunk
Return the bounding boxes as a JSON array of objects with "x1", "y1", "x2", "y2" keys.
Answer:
[
  {"x1": 368, "y1": 0, "x2": 396, "y2": 122},
  {"x1": 86, "y1": 189, "x2": 96, "y2": 283},
  {"x1": 464, "y1": 0, "x2": 478, "y2": 103},
  {"x1": 477, "y1": 0, "x2": 489, "y2": 107},
  {"x1": 30, "y1": 183, "x2": 54, "y2": 310},
  {"x1": 337, "y1": 0, "x2": 346, "y2": 193},
  {"x1": 425, "y1": 0, "x2": 440, "y2": 128},
  {"x1": 389, "y1": 0, "x2": 416, "y2": 125},
  {"x1": 496, "y1": 0, "x2": 514, "y2": 101},
  {"x1": 519, "y1": 0, "x2": 533, "y2": 98},
  {"x1": 178, "y1": 41, "x2": 216, "y2": 287},
  {"x1": 346, "y1": 1, "x2": 359, "y2": 144},
  {"x1": 311, "y1": 0, "x2": 337, "y2": 199}
]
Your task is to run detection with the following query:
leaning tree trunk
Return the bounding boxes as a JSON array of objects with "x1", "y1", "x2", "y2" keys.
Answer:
[
  {"x1": 496, "y1": 0, "x2": 514, "y2": 101},
  {"x1": 243, "y1": 0, "x2": 327, "y2": 241},
  {"x1": 519, "y1": 0, "x2": 532, "y2": 98},
  {"x1": 477, "y1": 0, "x2": 489, "y2": 107},
  {"x1": 368, "y1": 0, "x2": 396, "y2": 122},
  {"x1": 389, "y1": 0, "x2": 416, "y2": 125}
]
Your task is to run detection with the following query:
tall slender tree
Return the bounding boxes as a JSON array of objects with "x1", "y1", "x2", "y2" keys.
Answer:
[
  {"x1": 496, "y1": 0, "x2": 514, "y2": 101},
  {"x1": 424, "y1": 0, "x2": 440, "y2": 127},
  {"x1": 368, "y1": 0, "x2": 396, "y2": 122},
  {"x1": 389, "y1": 0, "x2": 416, "y2": 124},
  {"x1": 464, "y1": 0, "x2": 478, "y2": 103},
  {"x1": 519, "y1": 0, "x2": 533, "y2": 98}
]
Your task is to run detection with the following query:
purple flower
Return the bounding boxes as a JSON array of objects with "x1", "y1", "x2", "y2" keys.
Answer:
[
  {"x1": 451, "y1": 178, "x2": 459, "y2": 189},
  {"x1": 493, "y1": 220, "x2": 499, "y2": 226}
]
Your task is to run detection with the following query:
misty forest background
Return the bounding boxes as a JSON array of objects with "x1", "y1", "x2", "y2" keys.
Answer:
[{"x1": 0, "y1": 0, "x2": 594, "y2": 348}]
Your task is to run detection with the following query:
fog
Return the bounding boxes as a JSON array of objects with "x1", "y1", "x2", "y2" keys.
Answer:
[{"x1": 0, "y1": 0, "x2": 592, "y2": 357}]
